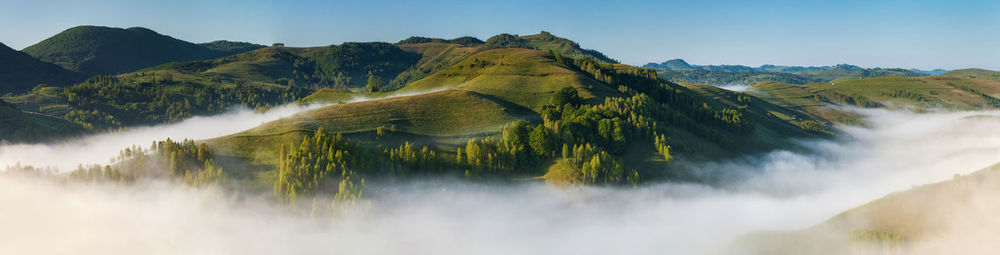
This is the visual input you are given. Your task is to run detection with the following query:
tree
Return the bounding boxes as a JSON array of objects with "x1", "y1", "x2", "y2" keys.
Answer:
[
  {"x1": 169, "y1": 151, "x2": 181, "y2": 176},
  {"x1": 551, "y1": 87, "x2": 582, "y2": 106},
  {"x1": 529, "y1": 124, "x2": 556, "y2": 158},
  {"x1": 366, "y1": 74, "x2": 382, "y2": 92}
]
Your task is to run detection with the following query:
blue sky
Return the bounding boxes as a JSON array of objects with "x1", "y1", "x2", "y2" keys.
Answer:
[{"x1": 1, "y1": 0, "x2": 998, "y2": 70}]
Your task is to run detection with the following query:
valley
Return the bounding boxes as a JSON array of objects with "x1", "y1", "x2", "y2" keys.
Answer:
[{"x1": 1, "y1": 11, "x2": 999, "y2": 253}]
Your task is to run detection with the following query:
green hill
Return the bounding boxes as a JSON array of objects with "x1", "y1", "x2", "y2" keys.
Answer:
[
  {"x1": 749, "y1": 76, "x2": 1000, "y2": 125},
  {"x1": 944, "y1": 68, "x2": 1000, "y2": 81},
  {"x1": 210, "y1": 89, "x2": 522, "y2": 159},
  {"x1": 207, "y1": 48, "x2": 833, "y2": 185},
  {"x1": 22, "y1": 26, "x2": 257, "y2": 76},
  {"x1": 0, "y1": 42, "x2": 83, "y2": 93},
  {"x1": 144, "y1": 42, "x2": 425, "y2": 91},
  {"x1": 658, "y1": 69, "x2": 824, "y2": 85},
  {"x1": 484, "y1": 31, "x2": 618, "y2": 64},
  {"x1": 394, "y1": 48, "x2": 615, "y2": 110},
  {"x1": 806, "y1": 67, "x2": 924, "y2": 82}
]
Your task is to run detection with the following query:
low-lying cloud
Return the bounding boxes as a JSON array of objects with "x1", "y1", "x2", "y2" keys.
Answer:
[
  {"x1": 0, "y1": 102, "x2": 331, "y2": 171},
  {"x1": 710, "y1": 83, "x2": 751, "y2": 92},
  {"x1": 3, "y1": 108, "x2": 1000, "y2": 254}
]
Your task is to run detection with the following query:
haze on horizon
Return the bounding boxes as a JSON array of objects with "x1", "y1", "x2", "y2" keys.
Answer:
[{"x1": 0, "y1": 0, "x2": 997, "y2": 70}]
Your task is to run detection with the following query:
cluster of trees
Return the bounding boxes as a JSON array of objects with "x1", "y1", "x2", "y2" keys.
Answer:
[
  {"x1": 68, "y1": 164, "x2": 130, "y2": 184},
  {"x1": 559, "y1": 55, "x2": 753, "y2": 136},
  {"x1": 848, "y1": 229, "x2": 905, "y2": 253},
  {"x1": 274, "y1": 130, "x2": 366, "y2": 203},
  {"x1": 309, "y1": 42, "x2": 421, "y2": 89},
  {"x1": 459, "y1": 121, "x2": 555, "y2": 173},
  {"x1": 366, "y1": 74, "x2": 383, "y2": 92},
  {"x1": 818, "y1": 91, "x2": 882, "y2": 108},
  {"x1": 563, "y1": 143, "x2": 639, "y2": 185},
  {"x1": 881, "y1": 89, "x2": 929, "y2": 102},
  {"x1": 397, "y1": 36, "x2": 484, "y2": 46},
  {"x1": 63, "y1": 109, "x2": 123, "y2": 131},
  {"x1": 798, "y1": 120, "x2": 834, "y2": 136},
  {"x1": 63, "y1": 75, "x2": 310, "y2": 127},
  {"x1": 484, "y1": 34, "x2": 531, "y2": 49},
  {"x1": 67, "y1": 139, "x2": 223, "y2": 186}
]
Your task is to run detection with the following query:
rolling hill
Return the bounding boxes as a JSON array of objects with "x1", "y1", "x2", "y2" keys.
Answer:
[
  {"x1": 749, "y1": 76, "x2": 1000, "y2": 118},
  {"x1": 646, "y1": 59, "x2": 928, "y2": 85},
  {"x1": 944, "y1": 68, "x2": 1000, "y2": 81},
  {"x1": 8, "y1": 29, "x2": 995, "y2": 190},
  {"x1": 730, "y1": 161, "x2": 1000, "y2": 254},
  {"x1": 205, "y1": 47, "x2": 835, "y2": 185},
  {"x1": 0, "y1": 42, "x2": 83, "y2": 93},
  {"x1": 484, "y1": 31, "x2": 618, "y2": 64},
  {"x1": 22, "y1": 26, "x2": 261, "y2": 76}
]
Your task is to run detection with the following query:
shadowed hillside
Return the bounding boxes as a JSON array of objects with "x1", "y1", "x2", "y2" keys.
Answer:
[
  {"x1": 0, "y1": 42, "x2": 83, "y2": 93},
  {"x1": 22, "y1": 26, "x2": 261, "y2": 76}
]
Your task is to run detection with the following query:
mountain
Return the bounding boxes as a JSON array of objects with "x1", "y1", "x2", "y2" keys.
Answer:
[
  {"x1": 22, "y1": 26, "x2": 259, "y2": 76},
  {"x1": 643, "y1": 59, "x2": 694, "y2": 70},
  {"x1": 910, "y1": 68, "x2": 948, "y2": 75},
  {"x1": 0, "y1": 42, "x2": 83, "y2": 93},
  {"x1": 944, "y1": 68, "x2": 1000, "y2": 81},
  {"x1": 647, "y1": 59, "x2": 927, "y2": 86},
  {"x1": 643, "y1": 59, "x2": 865, "y2": 73},
  {"x1": 658, "y1": 69, "x2": 825, "y2": 85}
]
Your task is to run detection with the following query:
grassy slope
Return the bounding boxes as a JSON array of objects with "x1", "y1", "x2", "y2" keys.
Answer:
[
  {"x1": 389, "y1": 42, "x2": 483, "y2": 88},
  {"x1": 1, "y1": 86, "x2": 74, "y2": 117},
  {"x1": 145, "y1": 46, "x2": 325, "y2": 86},
  {"x1": 395, "y1": 48, "x2": 615, "y2": 111},
  {"x1": 750, "y1": 76, "x2": 1000, "y2": 124},
  {"x1": 944, "y1": 68, "x2": 1000, "y2": 81},
  {"x1": 730, "y1": 162, "x2": 1000, "y2": 254},
  {"x1": 209, "y1": 89, "x2": 520, "y2": 161}
]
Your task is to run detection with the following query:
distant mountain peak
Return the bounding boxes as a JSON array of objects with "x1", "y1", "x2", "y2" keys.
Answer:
[
  {"x1": 833, "y1": 64, "x2": 862, "y2": 71},
  {"x1": 643, "y1": 59, "x2": 694, "y2": 70}
]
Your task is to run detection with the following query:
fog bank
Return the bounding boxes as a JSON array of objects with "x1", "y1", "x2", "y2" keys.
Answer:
[{"x1": 3, "y1": 109, "x2": 1000, "y2": 254}]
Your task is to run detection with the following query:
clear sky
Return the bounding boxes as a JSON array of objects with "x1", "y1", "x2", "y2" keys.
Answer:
[{"x1": 1, "y1": 0, "x2": 998, "y2": 70}]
